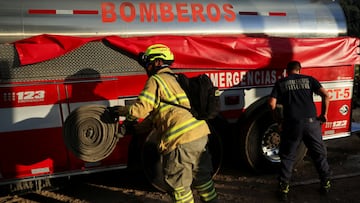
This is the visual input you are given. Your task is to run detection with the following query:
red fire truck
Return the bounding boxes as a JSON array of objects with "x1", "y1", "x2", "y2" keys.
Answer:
[{"x1": 0, "y1": 0, "x2": 359, "y2": 192}]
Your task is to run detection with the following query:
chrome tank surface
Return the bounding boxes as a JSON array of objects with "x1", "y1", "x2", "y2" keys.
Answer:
[{"x1": 0, "y1": 0, "x2": 347, "y2": 43}]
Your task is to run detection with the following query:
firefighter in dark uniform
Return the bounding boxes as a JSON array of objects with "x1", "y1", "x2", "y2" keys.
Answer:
[
  {"x1": 268, "y1": 61, "x2": 332, "y2": 201},
  {"x1": 109, "y1": 44, "x2": 218, "y2": 203}
]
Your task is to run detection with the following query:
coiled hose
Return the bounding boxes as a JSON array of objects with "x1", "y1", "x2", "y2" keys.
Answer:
[{"x1": 63, "y1": 104, "x2": 119, "y2": 162}]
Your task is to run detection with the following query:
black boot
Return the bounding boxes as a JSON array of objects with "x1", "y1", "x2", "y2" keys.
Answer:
[
  {"x1": 278, "y1": 181, "x2": 290, "y2": 201},
  {"x1": 320, "y1": 179, "x2": 331, "y2": 195}
]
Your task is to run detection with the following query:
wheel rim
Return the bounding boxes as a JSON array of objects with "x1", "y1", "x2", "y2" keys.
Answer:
[{"x1": 261, "y1": 123, "x2": 281, "y2": 163}]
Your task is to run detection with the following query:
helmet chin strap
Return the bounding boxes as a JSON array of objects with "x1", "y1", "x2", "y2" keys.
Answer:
[
  {"x1": 156, "y1": 64, "x2": 169, "y2": 69},
  {"x1": 148, "y1": 64, "x2": 169, "y2": 76}
]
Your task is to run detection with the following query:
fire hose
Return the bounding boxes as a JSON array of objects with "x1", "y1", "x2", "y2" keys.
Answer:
[{"x1": 62, "y1": 104, "x2": 121, "y2": 162}]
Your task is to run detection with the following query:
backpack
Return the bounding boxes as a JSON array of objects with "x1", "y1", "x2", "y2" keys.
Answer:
[{"x1": 163, "y1": 73, "x2": 220, "y2": 120}]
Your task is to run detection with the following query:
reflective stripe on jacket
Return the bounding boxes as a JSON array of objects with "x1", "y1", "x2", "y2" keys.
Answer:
[{"x1": 128, "y1": 68, "x2": 210, "y2": 154}]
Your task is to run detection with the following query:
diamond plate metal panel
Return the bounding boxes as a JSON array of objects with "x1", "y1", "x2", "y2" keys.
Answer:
[{"x1": 0, "y1": 42, "x2": 145, "y2": 83}]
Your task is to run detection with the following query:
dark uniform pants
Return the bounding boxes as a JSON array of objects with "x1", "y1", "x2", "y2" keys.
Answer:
[{"x1": 279, "y1": 118, "x2": 331, "y2": 183}]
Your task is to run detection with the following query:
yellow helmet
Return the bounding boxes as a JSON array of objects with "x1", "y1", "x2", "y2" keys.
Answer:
[{"x1": 140, "y1": 44, "x2": 174, "y2": 67}]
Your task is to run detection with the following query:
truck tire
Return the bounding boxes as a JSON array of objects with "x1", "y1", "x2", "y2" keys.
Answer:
[
  {"x1": 141, "y1": 125, "x2": 223, "y2": 192},
  {"x1": 238, "y1": 106, "x2": 307, "y2": 173}
]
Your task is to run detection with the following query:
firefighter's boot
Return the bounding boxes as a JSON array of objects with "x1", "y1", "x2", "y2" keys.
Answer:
[
  {"x1": 194, "y1": 180, "x2": 218, "y2": 202},
  {"x1": 278, "y1": 181, "x2": 290, "y2": 202},
  {"x1": 172, "y1": 187, "x2": 194, "y2": 203},
  {"x1": 320, "y1": 179, "x2": 331, "y2": 195}
]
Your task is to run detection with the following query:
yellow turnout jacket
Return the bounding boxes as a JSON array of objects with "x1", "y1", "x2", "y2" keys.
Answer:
[{"x1": 128, "y1": 68, "x2": 210, "y2": 154}]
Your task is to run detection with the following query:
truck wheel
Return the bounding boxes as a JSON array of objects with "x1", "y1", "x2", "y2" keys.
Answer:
[
  {"x1": 141, "y1": 125, "x2": 223, "y2": 192},
  {"x1": 239, "y1": 107, "x2": 307, "y2": 173}
]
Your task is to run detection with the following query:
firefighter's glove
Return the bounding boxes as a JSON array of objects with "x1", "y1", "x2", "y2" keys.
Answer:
[
  {"x1": 121, "y1": 119, "x2": 138, "y2": 135},
  {"x1": 107, "y1": 106, "x2": 128, "y2": 121},
  {"x1": 317, "y1": 114, "x2": 327, "y2": 125}
]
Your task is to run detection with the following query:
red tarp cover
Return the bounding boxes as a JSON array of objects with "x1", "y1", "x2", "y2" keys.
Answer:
[{"x1": 14, "y1": 34, "x2": 360, "y2": 69}]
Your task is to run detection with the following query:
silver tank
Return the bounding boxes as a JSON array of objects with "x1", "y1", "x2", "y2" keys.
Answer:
[{"x1": 0, "y1": 0, "x2": 347, "y2": 43}]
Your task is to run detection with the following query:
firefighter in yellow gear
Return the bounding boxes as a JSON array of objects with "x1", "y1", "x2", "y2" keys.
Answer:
[{"x1": 109, "y1": 44, "x2": 218, "y2": 203}]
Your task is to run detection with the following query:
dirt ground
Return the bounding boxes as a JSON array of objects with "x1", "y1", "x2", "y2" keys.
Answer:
[
  {"x1": 1, "y1": 134, "x2": 360, "y2": 203},
  {"x1": 1, "y1": 116, "x2": 360, "y2": 203}
]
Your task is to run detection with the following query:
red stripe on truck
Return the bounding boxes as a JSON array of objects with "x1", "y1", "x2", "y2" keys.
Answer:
[
  {"x1": 73, "y1": 10, "x2": 99, "y2": 15},
  {"x1": 269, "y1": 12, "x2": 287, "y2": 16},
  {"x1": 29, "y1": 9, "x2": 56, "y2": 14},
  {"x1": 29, "y1": 9, "x2": 99, "y2": 15}
]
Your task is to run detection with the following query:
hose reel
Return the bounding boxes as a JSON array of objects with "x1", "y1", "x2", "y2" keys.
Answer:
[{"x1": 63, "y1": 104, "x2": 120, "y2": 162}]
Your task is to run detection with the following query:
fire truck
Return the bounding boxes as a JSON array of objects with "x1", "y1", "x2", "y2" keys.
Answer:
[{"x1": 0, "y1": 0, "x2": 359, "y2": 192}]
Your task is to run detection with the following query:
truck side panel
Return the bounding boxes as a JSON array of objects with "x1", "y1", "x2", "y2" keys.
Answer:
[
  {"x1": 1, "y1": 36, "x2": 359, "y2": 184},
  {"x1": 0, "y1": 42, "x2": 144, "y2": 183}
]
